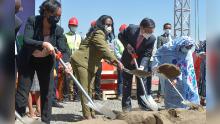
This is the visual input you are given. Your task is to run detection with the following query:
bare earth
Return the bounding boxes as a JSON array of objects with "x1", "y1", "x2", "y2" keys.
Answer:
[{"x1": 15, "y1": 84, "x2": 206, "y2": 124}]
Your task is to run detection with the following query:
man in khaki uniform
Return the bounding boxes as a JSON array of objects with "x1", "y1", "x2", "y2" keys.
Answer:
[{"x1": 71, "y1": 15, "x2": 123, "y2": 119}]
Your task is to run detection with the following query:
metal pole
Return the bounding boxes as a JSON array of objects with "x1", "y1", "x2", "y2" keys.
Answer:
[
  {"x1": 174, "y1": 0, "x2": 191, "y2": 37},
  {"x1": 188, "y1": 0, "x2": 191, "y2": 36},
  {"x1": 174, "y1": 0, "x2": 176, "y2": 37},
  {"x1": 181, "y1": 0, "x2": 183, "y2": 36},
  {"x1": 197, "y1": 0, "x2": 200, "y2": 41},
  {"x1": 195, "y1": 0, "x2": 197, "y2": 42}
]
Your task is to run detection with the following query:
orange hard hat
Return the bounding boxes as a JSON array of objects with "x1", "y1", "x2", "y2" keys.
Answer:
[
  {"x1": 69, "y1": 17, "x2": 78, "y2": 26},
  {"x1": 119, "y1": 24, "x2": 127, "y2": 32}
]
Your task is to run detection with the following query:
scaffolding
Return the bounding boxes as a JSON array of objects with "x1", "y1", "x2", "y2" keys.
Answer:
[{"x1": 174, "y1": 0, "x2": 191, "y2": 37}]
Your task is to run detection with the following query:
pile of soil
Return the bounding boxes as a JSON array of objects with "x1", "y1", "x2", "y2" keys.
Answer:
[
  {"x1": 157, "y1": 64, "x2": 181, "y2": 79},
  {"x1": 117, "y1": 109, "x2": 206, "y2": 124},
  {"x1": 73, "y1": 119, "x2": 127, "y2": 124},
  {"x1": 74, "y1": 109, "x2": 206, "y2": 124}
]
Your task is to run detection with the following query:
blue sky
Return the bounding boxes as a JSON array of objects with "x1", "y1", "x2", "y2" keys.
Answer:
[
  {"x1": 35, "y1": 0, "x2": 206, "y2": 41},
  {"x1": 207, "y1": 0, "x2": 220, "y2": 37}
]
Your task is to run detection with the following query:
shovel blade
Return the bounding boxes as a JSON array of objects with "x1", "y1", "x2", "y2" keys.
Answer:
[
  {"x1": 181, "y1": 100, "x2": 198, "y2": 107},
  {"x1": 86, "y1": 102, "x2": 116, "y2": 119},
  {"x1": 86, "y1": 101, "x2": 97, "y2": 110},
  {"x1": 96, "y1": 103, "x2": 117, "y2": 119},
  {"x1": 140, "y1": 95, "x2": 159, "y2": 111}
]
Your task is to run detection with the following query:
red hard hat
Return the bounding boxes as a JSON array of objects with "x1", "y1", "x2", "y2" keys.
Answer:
[
  {"x1": 69, "y1": 17, "x2": 78, "y2": 26},
  {"x1": 119, "y1": 24, "x2": 127, "y2": 32},
  {"x1": 91, "y1": 20, "x2": 96, "y2": 27}
]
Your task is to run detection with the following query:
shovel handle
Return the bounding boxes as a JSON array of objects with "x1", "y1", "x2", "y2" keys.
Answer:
[
  {"x1": 122, "y1": 68, "x2": 134, "y2": 75},
  {"x1": 132, "y1": 54, "x2": 148, "y2": 95},
  {"x1": 15, "y1": 111, "x2": 26, "y2": 124},
  {"x1": 167, "y1": 79, "x2": 186, "y2": 101},
  {"x1": 54, "y1": 48, "x2": 96, "y2": 107}
]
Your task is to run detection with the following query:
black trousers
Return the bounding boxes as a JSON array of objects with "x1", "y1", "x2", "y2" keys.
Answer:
[
  {"x1": 122, "y1": 66, "x2": 152, "y2": 110},
  {"x1": 16, "y1": 55, "x2": 54, "y2": 123},
  {"x1": 117, "y1": 69, "x2": 123, "y2": 96},
  {"x1": 94, "y1": 63, "x2": 102, "y2": 95}
]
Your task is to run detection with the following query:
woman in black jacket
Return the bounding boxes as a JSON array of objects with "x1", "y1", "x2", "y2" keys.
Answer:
[{"x1": 15, "y1": 0, "x2": 71, "y2": 123}]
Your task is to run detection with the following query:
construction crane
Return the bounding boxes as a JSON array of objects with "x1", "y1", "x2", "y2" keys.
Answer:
[
  {"x1": 174, "y1": 0, "x2": 191, "y2": 38},
  {"x1": 174, "y1": 0, "x2": 200, "y2": 43}
]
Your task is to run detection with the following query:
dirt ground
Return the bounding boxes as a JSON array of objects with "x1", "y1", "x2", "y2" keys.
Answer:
[
  {"x1": 15, "y1": 83, "x2": 206, "y2": 124},
  {"x1": 74, "y1": 108, "x2": 206, "y2": 124}
]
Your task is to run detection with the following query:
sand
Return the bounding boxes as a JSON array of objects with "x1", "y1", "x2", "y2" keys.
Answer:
[
  {"x1": 73, "y1": 119, "x2": 127, "y2": 124},
  {"x1": 74, "y1": 109, "x2": 206, "y2": 124}
]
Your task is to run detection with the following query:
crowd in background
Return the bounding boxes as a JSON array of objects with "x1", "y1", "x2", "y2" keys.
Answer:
[{"x1": 15, "y1": 0, "x2": 206, "y2": 123}]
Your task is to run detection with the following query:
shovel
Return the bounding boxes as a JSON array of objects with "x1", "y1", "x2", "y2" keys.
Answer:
[
  {"x1": 122, "y1": 67, "x2": 151, "y2": 78},
  {"x1": 167, "y1": 79, "x2": 199, "y2": 108},
  {"x1": 131, "y1": 53, "x2": 159, "y2": 111},
  {"x1": 123, "y1": 63, "x2": 181, "y2": 79},
  {"x1": 54, "y1": 48, "x2": 116, "y2": 119},
  {"x1": 15, "y1": 111, "x2": 26, "y2": 124},
  {"x1": 155, "y1": 65, "x2": 200, "y2": 108},
  {"x1": 105, "y1": 59, "x2": 152, "y2": 78}
]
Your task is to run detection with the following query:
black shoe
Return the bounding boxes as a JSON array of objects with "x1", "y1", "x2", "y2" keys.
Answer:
[{"x1": 52, "y1": 101, "x2": 64, "y2": 108}]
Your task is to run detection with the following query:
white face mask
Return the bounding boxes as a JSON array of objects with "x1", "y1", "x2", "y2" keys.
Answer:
[
  {"x1": 105, "y1": 25, "x2": 112, "y2": 33},
  {"x1": 181, "y1": 47, "x2": 190, "y2": 53},
  {"x1": 164, "y1": 29, "x2": 171, "y2": 34},
  {"x1": 142, "y1": 33, "x2": 152, "y2": 39},
  {"x1": 70, "y1": 26, "x2": 77, "y2": 33}
]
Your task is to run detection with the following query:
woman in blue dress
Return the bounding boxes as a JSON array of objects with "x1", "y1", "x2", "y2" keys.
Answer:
[{"x1": 152, "y1": 36, "x2": 200, "y2": 108}]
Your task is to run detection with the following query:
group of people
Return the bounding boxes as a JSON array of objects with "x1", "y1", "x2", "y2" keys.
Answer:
[{"x1": 15, "y1": 0, "x2": 206, "y2": 123}]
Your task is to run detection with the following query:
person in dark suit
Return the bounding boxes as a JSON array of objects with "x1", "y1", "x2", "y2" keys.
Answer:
[
  {"x1": 118, "y1": 18, "x2": 156, "y2": 112},
  {"x1": 15, "y1": 0, "x2": 71, "y2": 123},
  {"x1": 157, "y1": 23, "x2": 174, "y2": 49}
]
